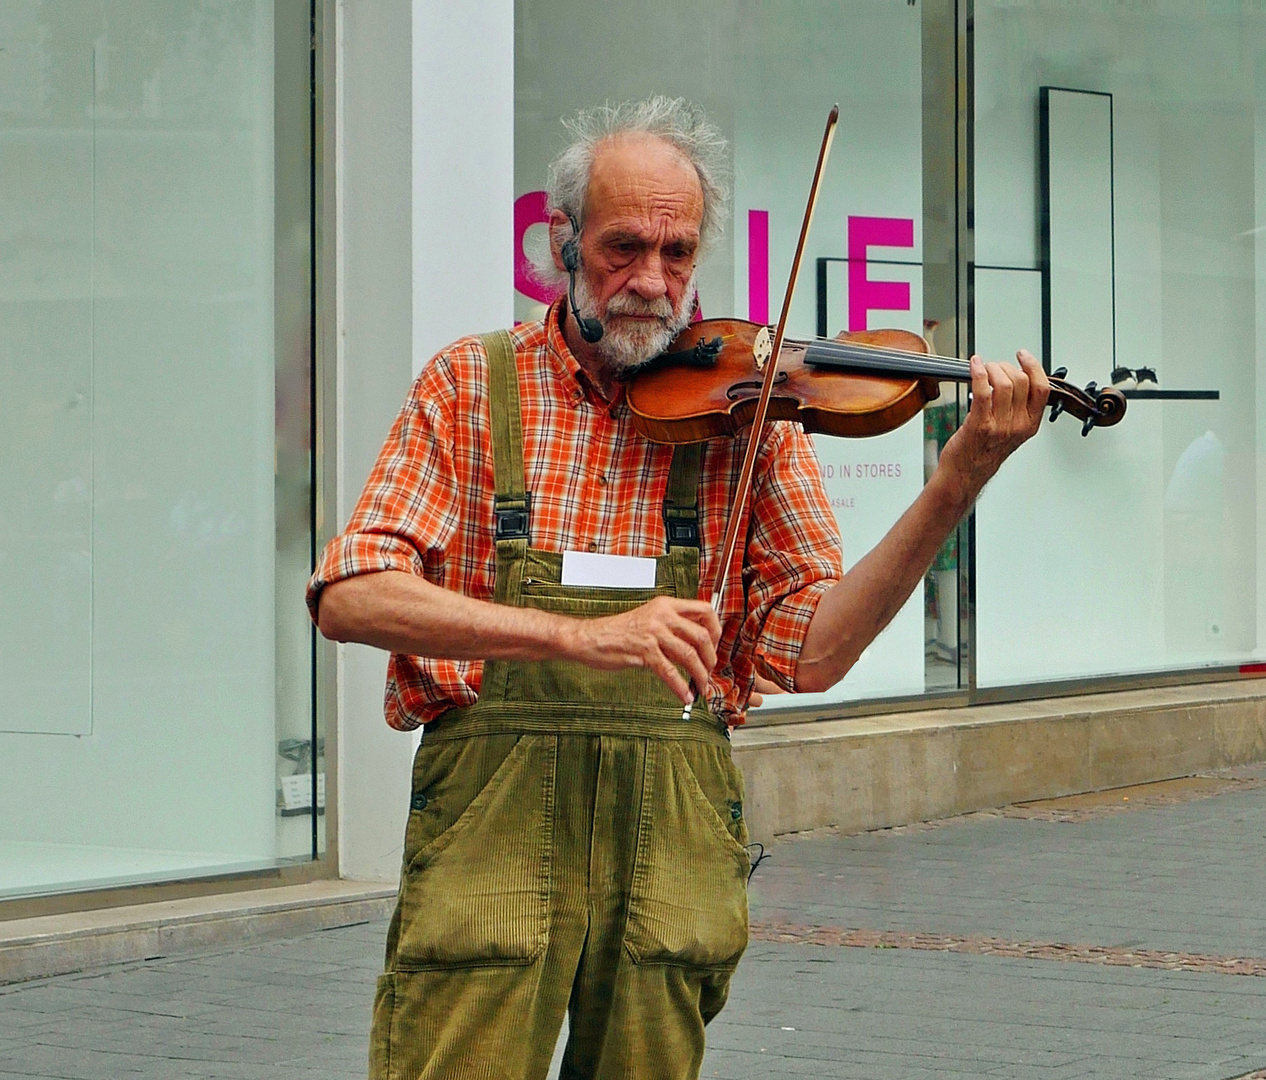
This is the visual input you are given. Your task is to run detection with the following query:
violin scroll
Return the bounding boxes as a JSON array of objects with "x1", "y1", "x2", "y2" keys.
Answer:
[{"x1": 1044, "y1": 374, "x2": 1127, "y2": 436}]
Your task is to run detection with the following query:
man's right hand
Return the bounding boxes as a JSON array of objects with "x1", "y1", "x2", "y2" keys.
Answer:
[{"x1": 562, "y1": 595, "x2": 721, "y2": 705}]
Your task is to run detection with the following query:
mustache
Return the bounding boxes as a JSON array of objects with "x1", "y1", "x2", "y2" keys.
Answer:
[{"x1": 604, "y1": 293, "x2": 674, "y2": 320}]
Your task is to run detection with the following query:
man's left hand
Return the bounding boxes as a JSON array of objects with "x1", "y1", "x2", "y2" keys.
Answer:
[{"x1": 937, "y1": 348, "x2": 1049, "y2": 496}]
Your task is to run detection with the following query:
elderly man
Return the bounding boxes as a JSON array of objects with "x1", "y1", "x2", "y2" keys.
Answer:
[{"x1": 309, "y1": 96, "x2": 1047, "y2": 1080}]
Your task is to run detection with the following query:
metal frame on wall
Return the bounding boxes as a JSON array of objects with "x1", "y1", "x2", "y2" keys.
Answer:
[
  {"x1": 313, "y1": 0, "x2": 341, "y2": 879},
  {"x1": 1037, "y1": 85, "x2": 1116, "y2": 380}
]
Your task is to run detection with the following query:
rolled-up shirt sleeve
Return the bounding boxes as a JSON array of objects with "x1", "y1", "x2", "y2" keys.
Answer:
[
  {"x1": 307, "y1": 353, "x2": 485, "y2": 731},
  {"x1": 306, "y1": 356, "x2": 461, "y2": 622}
]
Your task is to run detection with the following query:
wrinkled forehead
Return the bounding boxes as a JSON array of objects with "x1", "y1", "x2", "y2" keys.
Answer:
[{"x1": 584, "y1": 133, "x2": 704, "y2": 238}]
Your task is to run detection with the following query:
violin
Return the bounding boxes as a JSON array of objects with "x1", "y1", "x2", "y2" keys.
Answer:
[
  {"x1": 656, "y1": 104, "x2": 1125, "y2": 721},
  {"x1": 626, "y1": 319, "x2": 1128, "y2": 444}
]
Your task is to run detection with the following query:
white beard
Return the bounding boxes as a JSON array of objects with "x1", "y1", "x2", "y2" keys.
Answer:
[{"x1": 573, "y1": 269, "x2": 698, "y2": 378}]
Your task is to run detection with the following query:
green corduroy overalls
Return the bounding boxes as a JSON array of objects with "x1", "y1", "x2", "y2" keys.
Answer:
[{"x1": 369, "y1": 331, "x2": 751, "y2": 1080}]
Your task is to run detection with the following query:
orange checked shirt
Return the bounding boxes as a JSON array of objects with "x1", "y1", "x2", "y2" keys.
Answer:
[{"x1": 307, "y1": 301, "x2": 844, "y2": 730}]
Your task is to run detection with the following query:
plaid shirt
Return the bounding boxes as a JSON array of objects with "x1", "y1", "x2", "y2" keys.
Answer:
[{"x1": 307, "y1": 301, "x2": 843, "y2": 730}]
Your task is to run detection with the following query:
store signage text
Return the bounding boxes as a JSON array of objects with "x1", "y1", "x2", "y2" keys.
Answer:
[
  {"x1": 514, "y1": 194, "x2": 915, "y2": 332},
  {"x1": 821, "y1": 461, "x2": 904, "y2": 480}
]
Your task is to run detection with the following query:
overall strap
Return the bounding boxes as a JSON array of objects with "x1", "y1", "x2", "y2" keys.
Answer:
[
  {"x1": 663, "y1": 441, "x2": 704, "y2": 603},
  {"x1": 480, "y1": 330, "x2": 530, "y2": 543},
  {"x1": 663, "y1": 442, "x2": 703, "y2": 551}
]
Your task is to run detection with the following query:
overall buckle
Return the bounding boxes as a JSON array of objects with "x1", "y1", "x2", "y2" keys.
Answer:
[
  {"x1": 663, "y1": 503, "x2": 700, "y2": 548},
  {"x1": 494, "y1": 493, "x2": 532, "y2": 541}
]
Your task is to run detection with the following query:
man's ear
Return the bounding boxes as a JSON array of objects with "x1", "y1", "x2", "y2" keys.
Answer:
[{"x1": 548, "y1": 209, "x2": 572, "y2": 272}]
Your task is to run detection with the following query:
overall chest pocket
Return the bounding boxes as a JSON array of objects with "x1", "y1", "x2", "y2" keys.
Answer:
[{"x1": 500, "y1": 583, "x2": 685, "y2": 707}]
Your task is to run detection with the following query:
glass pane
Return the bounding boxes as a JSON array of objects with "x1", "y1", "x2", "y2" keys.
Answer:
[
  {"x1": 0, "y1": 12, "x2": 94, "y2": 737},
  {"x1": 0, "y1": 0, "x2": 314, "y2": 899},
  {"x1": 973, "y1": 2, "x2": 1266, "y2": 686},
  {"x1": 516, "y1": 0, "x2": 941, "y2": 711}
]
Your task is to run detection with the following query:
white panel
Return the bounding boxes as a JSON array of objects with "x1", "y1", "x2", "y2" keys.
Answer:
[
  {"x1": 413, "y1": 0, "x2": 515, "y2": 371},
  {"x1": 338, "y1": 0, "x2": 516, "y2": 883},
  {"x1": 0, "y1": 70, "x2": 94, "y2": 734},
  {"x1": 336, "y1": 0, "x2": 423, "y2": 883}
]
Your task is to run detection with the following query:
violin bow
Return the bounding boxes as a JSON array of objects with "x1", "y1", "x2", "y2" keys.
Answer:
[{"x1": 683, "y1": 104, "x2": 839, "y2": 721}]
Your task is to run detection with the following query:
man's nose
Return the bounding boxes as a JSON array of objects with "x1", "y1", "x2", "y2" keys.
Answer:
[{"x1": 626, "y1": 251, "x2": 668, "y2": 299}]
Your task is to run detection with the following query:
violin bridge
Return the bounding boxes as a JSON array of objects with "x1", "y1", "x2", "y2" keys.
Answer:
[{"x1": 753, "y1": 325, "x2": 773, "y2": 372}]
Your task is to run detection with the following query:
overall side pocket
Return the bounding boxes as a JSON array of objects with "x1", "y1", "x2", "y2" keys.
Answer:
[
  {"x1": 394, "y1": 733, "x2": 555, "y2": 969},
  {"x1": 623, "y1": 740, "x2": 750, "y2": 970}
]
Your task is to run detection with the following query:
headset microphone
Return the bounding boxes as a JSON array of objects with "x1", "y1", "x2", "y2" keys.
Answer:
[{"x1": 561, "y1": 215, "x2": 604, "y2": 344}]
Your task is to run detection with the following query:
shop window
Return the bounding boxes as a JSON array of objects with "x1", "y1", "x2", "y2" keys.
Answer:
[
  {"x1": 973, "y1": 2, "x2": 1266, "y2": 686},
  {"x1": 516, "y1": 0, "x2": 943, "y2": 711},
  {"x1": 0, "y1": 0, "x2": 316, "y2": 901}
]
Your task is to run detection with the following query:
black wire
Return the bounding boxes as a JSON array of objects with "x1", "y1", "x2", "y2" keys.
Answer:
[{"x1": 745, "y1": 842, "x2": 769, "y2": 884}]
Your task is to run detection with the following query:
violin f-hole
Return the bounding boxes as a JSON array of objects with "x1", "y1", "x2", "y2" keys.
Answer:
[{"x1": 726, "y1": 371, "x2": 789, "y2": 400}]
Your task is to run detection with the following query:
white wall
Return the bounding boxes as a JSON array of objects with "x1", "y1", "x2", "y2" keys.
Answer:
[
  {"x1": 333, "y1": 0, "x2": 515, "y2": 883},
  {"x1": 334, "y1": 0, "x2": 415, "y2": 882},
  {"x1": 413, "y1": 1, "x2": 514, "y2": 369}
]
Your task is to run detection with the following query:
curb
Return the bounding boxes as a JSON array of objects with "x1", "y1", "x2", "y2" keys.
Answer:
[{"x1": 0, "y1": 880, "x2": 397, "y2": 986}]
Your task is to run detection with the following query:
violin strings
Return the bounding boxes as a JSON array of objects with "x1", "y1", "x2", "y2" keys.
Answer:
[
  {"x1": 804, "y1": 339, "x2": 971, "y2": 381},
  {"x1": 807, "y1": 340, "x2": 968, "y2": 372}
]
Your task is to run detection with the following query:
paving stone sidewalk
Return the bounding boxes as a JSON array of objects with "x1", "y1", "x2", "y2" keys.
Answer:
[{"x1": 2, "y1": 772, "x2": 1265, "y2": 1079}]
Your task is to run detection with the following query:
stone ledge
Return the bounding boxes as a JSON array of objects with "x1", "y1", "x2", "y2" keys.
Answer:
[
  {"x1": 7, "y1": 681, "x2": 1264, "y2": 984},
  {"x1": 733, "y1": 680, "x2": 1266, "y2": 841},
  {"x1": 0, "y1": 880, "x2": 397, "y2": 986}
]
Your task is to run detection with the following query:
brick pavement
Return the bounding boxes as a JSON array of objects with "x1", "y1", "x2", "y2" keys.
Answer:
[{"x1": 2, "y1": 773, "x2": 1264, "y2": 1079}]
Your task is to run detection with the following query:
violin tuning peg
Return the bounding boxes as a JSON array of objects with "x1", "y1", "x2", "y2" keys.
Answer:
[
  {"x1": 1081, "y1": 414, "x2": 1096, "y2": 437},
  {"x1": 1052, "y1": 366, "x2": 1068, "y2": 380},
  {"x1": 1048, "y1": 398, "x2": 1065, "y2": 423},
  {"x1": 1083, "y1": 380, "x2": 1098, "y2": 396}
]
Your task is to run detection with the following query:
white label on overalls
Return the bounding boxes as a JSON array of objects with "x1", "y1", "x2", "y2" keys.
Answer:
[{"x1": 560, "y1": 551, "x2": 657, "y2": 589}]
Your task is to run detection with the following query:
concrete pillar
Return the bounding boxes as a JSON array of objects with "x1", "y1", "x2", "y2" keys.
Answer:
[{"x1": 333, "y1": 0, "x2": 514, "y2": 881}]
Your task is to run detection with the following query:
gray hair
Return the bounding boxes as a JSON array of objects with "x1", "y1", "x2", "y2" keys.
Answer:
[{"x1": 530, "y1": 96, "x2": 730, "y2": 290}]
